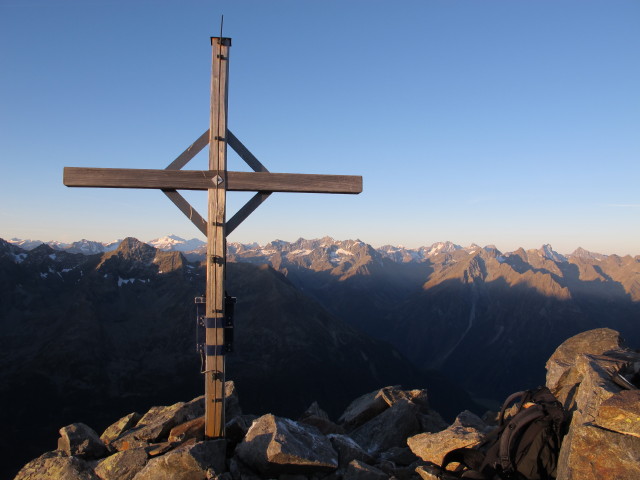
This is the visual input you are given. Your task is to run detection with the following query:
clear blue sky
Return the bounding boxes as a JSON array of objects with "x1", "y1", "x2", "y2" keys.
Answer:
[{"x1": 1, "y1": 0, "x2": 638, "y2": 255}]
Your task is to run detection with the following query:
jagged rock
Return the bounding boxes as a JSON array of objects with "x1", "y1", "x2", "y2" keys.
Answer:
[
  {"x1": 14, "y1": 451, "x2": 99, "y2": 480},
  {"x1": 378, "y1": 446, "x2": 420, "y2": 467},
  {"x1": 556, "y1": 419, "x2": 640, "y2": 479},
  {"x1": 228, "y1": 456, "x2": 261, "y2": 480},
  {"x1": 168, "y1": 416, "x2": 205, "y2": 443},
  {"x1": 386, "y1": 461, "x2": 426, "y2": 480},
  {"x1": 100, "y1": 412, "x2": 142, "y2": 445},
  {"x1": 407, "y1": 411, "x2": 489, "y2": 465},
  {"x1": 415, "y1": 465, "x2": 439, "y2": 480},
  {"x1": 595, "y1": 389, "x2": 640, "y2": 437},
  {"x1": 131, "y1": 439, "x2": 226, "y2": 480},
  {"x1": 301, "y1": 401, "x2": 330, "y2": 421},
  {"x1": 389, "y1": 389, "x2": 431, "y2": 411},
  {"x1": 339, "y1": 388, "x2": 391, "y2": 431},
  {"x1": 546, "y1": 328, "x2": 625, "y2": 410},
  {"x1": 553, "y1": 355, "x2": 640, "y2": 479},
  {"x1": 111, "y1": 397, "x2": 204, "y2": 451},
  {"x1": 225, "y1": 381, "x2": 243, "y2": 421},
  {"x1": 343, "y1": 460, "x2": 387, "y2": 480},
  {"x1": 416, "y1": 411, "x2": 448, "y2": 433},
  {"x1": 545, "y1": 329, "x2": 640, "y2": 480},
  {"x1": 339, "y1": 386, "x2": 430, "y2": 432},
  {"x1": 299, "y1": 414, "x2": 344, "y2": 435},
  {"x1": 235, "y1": 414, "x2": 338, "y2": 475},
  {"x1": 328, "y1": 434, "x2": 375, "y2": 469},
  {"x1": 225, "y1": 414, "x2": 258, "y2": 447},
  {"x1": 93, "y1": 447, "x2": 148, "y2": 480},
  {"x1": 145, "y1": 441, "x2": 184, "y2": 457},
  {"x1": 299, "y1": 401, "x2": 344, "y2": 435},
  {"x1": 350, "y1": 399, "x2": 420, "y2": 455},
  {"x1": 58, "y1": 423, "x2": 108, "y2": 459}
]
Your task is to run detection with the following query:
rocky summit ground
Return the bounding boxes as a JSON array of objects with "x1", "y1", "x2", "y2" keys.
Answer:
[{"x1": 13, "y1": 328, "x2": 640, "y2": 480}]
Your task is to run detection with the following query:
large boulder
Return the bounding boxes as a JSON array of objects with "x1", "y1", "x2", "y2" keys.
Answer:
[
  {"x1": 58, "y1": 423, "x2": 108, "y2": 459},
  {"x1": 111, "y1": 397, "x2": 204, "y2": 451},
  {"x1": 546, "y1": 329, "x2": 640, "y2": 480},
  {"x1": 131, "y1": 440, "x2": 226, "y2": 480},
  {"x1": 349, "y1": 399, "x2": 421, "y2": 455},
  {"x1": 327, "y1": 434, "x2": 375, "y2": 469},
  {"x1": 100, "y1": 413, "x2": 142, "y2": 445},
  {"x1": 168, "y1": 416, "x2": 206, "y2": 443},
  {"x1": 224, "y1": 381, "x2": 243, "y2": 422},
  {"x1": 407, "y1": 410, "x2": 490, "y2": 466},
  {"x1": 595, "y1": 389, "x2": 640, "y2": 438},
  {"x1": 14, "y1": 451, "x2": 99, "y2": 480},
  {"x1": 299, "y1": 401, "x2": 344, "y2": 435},
  {"x1": 235, "y1": 414, "x2": 338, "y2": 475},
  {"x1": 545, "y1": 328, "x2": 625, "y2": 411},
  {"x1": 339, "y1": 386, "x2": 431, "y2": 432},
  {"x1": 339, "y1": 388, "x2": 393, "y2": 431},
  {"x1": 93, "y1": 447, "x2": 148, "y2": 480},
  {"x1": 343, "y1": 459, "x2": 387, "y2": 480}
]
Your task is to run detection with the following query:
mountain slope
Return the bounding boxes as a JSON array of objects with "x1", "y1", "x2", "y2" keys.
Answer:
[
  {"x1": 0, "y1": 237, "x2": 476, "y2": 478},
  {"x1": 224, "y1": 238, "x2": 640, "y2": 401}
]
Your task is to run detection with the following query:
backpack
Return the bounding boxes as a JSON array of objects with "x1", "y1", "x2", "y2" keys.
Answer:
[{"x1": 423, "y1": 386, "x2": 568, "y2": 480}]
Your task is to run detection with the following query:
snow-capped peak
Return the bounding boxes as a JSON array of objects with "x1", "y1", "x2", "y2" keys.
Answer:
[
  {"x1": 425, "y1": 241, "x2": 462, "y2": 256},
  {"x1": 146, "y1": 235, "x2": 205, "y2": 252},
  {"x1": 568, "y1": 247, "x2": 608, "y2": 262},
  {"x1": 539, "y1": 244, "x2": 567, "y2": 263}
]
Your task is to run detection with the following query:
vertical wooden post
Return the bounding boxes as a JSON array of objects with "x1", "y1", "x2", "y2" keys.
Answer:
[{"x1": 205, "y1": 36, "x2": 231, "y2": 439}]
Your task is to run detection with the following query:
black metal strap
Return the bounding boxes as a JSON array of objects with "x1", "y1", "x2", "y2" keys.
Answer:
[
  {"x1": 205, "y1": 345, "x2": 227, "y2": 356},
  {"x1": 205, "y1": 317, "x2": 226, "y2": 328}
]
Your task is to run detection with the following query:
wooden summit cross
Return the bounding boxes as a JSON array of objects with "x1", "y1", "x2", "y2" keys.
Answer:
[{"x1": 62, "y1": 37, "x2": 362, "y2": 438}]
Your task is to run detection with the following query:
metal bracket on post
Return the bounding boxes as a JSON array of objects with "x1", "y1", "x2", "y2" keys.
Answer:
[
  {"x1": 224, "y1": 295, "x2": 236, "y2": 352},
  {"x1": 195, "y1": 295, "x2": 236, "y2": 356},
  {"x1": 195, "y1": 296, "x2": 206, "y2": 356}
]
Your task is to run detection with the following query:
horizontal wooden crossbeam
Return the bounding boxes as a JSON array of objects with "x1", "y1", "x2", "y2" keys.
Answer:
[{"x1": 63, "y1": 167, "x2": 363, "y2": 194}]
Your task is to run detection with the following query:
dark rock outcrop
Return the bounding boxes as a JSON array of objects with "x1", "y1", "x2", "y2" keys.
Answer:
[
  {"x1": 545, "y1": 328, "x2": 640, "y2": 480},
  {"x1": 58, "y1": 423, "x2": 108, "y2": 459},
  {"x1": 14, "y1": 452, "x2": 99, "y2": 480},
  {"x1": 100, "y1": 413, "x2": 143, "y2": 445},
  {"x1": 93, "y1": 448, "x2": 148, "y2": 480},
  {"x1": 131, "y1": 440, "x2": 226, "y2": 480},
  {"x1": 407, "y1": 410, "x2": 491, "y2": 466},
  {"x1": 235, "y1": 414, "x2": 339, "y2": 475},
  {"x1": 545, "y1": 327, "x2": 626, "y2": 411},
  {"x1": 13, "y1": 329, "x2": 640, "y2": 480},
  {"x1": 110, "y1": 397, "x2": 204, "y2": 451},
  {"x1": 350, "y1": 400, "x2": 420, "y2": 455}
]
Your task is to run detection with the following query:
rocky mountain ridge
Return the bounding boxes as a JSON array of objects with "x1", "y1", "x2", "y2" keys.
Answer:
[
  {"x1": 223, "y1": 237, "x2": 640, "y2": 401},
  {"x1": 8, "y1": 234, "x2": 638, "y2": 262},
  {"x1": 14, "y1": 329, "x2": 640, "y2": 480}
]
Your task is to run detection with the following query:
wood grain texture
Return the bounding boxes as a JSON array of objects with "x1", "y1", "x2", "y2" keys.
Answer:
[
  {"x1": 226, "y1": 191, "x2": 271, "y2": 236},
  {"x1": 64, "y1": 167, "x2": 362, "y2": 194},
  {"x1": 161, "y1": 189, "x2": 208, "y2": 236},
  {"x1": 205, "y1": 36, "x2": 230, "y2": 439},
  {"x1": 227, "y1": 130, "x2": 269, "y2": 173},
  {"x1": 165, "y1": 129, "x2": 210, "y2": 171}
]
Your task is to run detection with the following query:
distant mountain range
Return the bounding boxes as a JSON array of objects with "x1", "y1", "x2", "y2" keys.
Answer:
[
  {"x1": 221, "y1": 237, "x2": 640, "y2": 397},
  {"x1": 8, "y1": 234, "x2": 634, "y2": 261},
  {"x1": 2, "y1": 234, "x2": 639, "y2": 477},
  {"x1": 6, "y1": 234, "x2": 205, "y2": 254}
]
